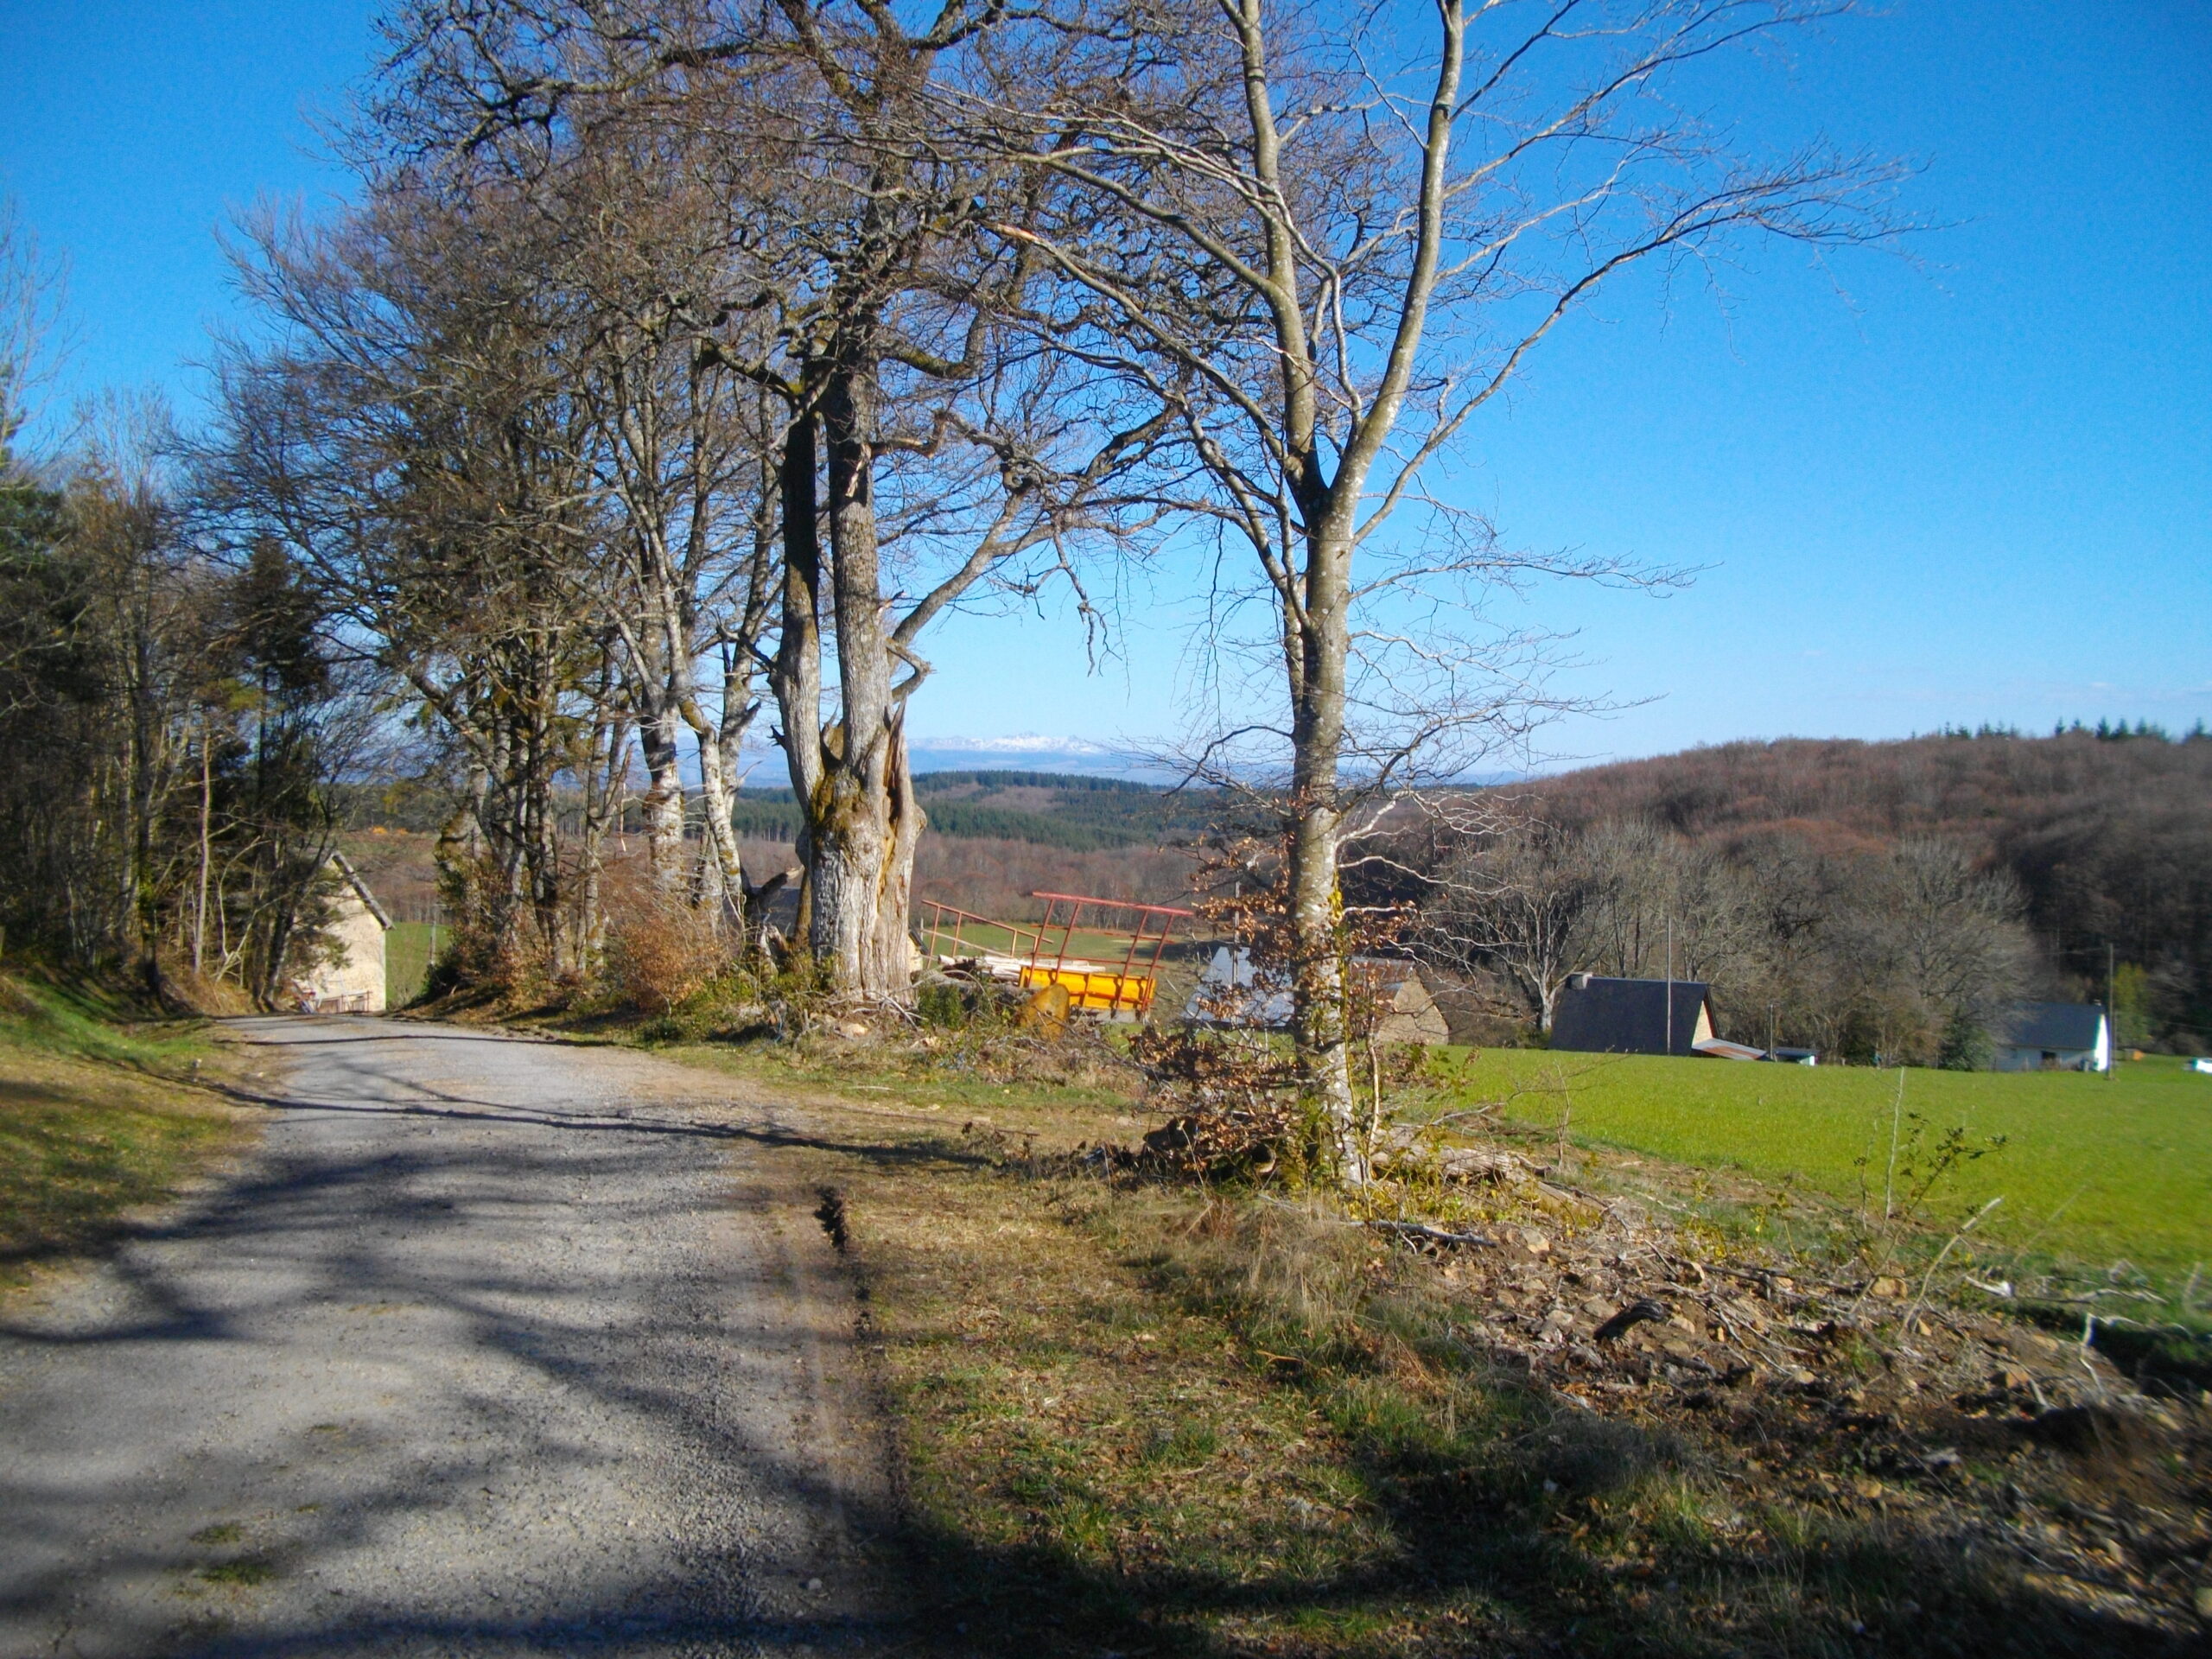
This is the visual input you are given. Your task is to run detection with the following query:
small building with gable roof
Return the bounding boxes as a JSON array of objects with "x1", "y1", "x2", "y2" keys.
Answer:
[
  {"x1": 1549, "y1": 974, "x2": 1719, "y2": 1057},
  {"x1": 296, "y1": 853, "x2": 391, "y2": 1014},
  {"x1": 1991, "y1": 1001, "x2": 2109, "y2": 1073}
]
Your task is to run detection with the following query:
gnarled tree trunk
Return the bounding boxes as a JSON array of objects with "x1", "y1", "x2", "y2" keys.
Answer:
[{"x1": 769, "y1": 364, "x2": 926, "y2": 999}]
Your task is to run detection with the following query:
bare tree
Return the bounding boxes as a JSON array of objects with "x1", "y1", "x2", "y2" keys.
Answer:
[
  {"x1": 1825, "y1": 837, "x2": 2031, "y2": 1064},
  {"x1": 961, "y1": 0, "x2": 1904, "y2": 1171},
  {"x1": 1419, "y1": 811, "x2": 1597, "y2": 1032},
  {"x1": 536, "y1": 115, "x2": 782, "y2": 903},
  {"x1": 381, "y1": 0, "x2": 1166, "y2": 997},
  {"x1": 0, "y1": 194, "x2": 67, "y2": 463},
  {"x1": 209, "y1": 181, "x2": 626, "y2": 982}
]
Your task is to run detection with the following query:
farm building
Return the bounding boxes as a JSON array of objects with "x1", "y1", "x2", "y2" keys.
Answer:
[
  {"x1": 1550, "y1": 974, "x2": 1727, "y2": 1057},
  {"x1": 295, "y1": 853, "x2": 391, "y2": 1014},
  {"x1": 1992, "y1": 1001, "x2": 2109, "y2": 1073},
  {"x1": 1184, "y1": 946, "x2": 1294, "y2": 1030},
  {"x1": 1182, "y1": 949, "x2": 1450, "y2": 1045},
  {"x1": 1363, "y1": 961, "x2": 1452, "y2": 1046}
]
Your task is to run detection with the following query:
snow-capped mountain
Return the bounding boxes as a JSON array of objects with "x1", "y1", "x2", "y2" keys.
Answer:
[
  {"x1": 912, "y1": 733, "x2": 1114, "y2": 756},
  {"x1": 906, "y1": 734, "x2": 1166, "y2": 777}
]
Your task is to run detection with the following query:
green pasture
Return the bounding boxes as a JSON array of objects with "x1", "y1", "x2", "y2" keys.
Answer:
[
  {"x1": 1422, "y1": 1049, "x2": 2211, "y2": 1291},
  {"x1": 385, "y1": 921, "x2": 447, "y2": 1007}
]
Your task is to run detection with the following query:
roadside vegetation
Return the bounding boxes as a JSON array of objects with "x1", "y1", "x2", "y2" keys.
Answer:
[
  {"x1": 0, "y1": 971, "x2": 247, "y2": 1291},
  {"x1": 644, "y1": 1014, "x2": 2211, "y2": 1656}
]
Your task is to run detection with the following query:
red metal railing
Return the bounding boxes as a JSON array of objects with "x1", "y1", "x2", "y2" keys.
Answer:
[{"x1": 918, "y1": 891, "x2": 1195, "y2": 1018}]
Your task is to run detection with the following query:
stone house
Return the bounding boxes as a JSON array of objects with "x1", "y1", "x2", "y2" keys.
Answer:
[{"x1": 296, "y1": 853, "x2": 391, "y2": 1014}]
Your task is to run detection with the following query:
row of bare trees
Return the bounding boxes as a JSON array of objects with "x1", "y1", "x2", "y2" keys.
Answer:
[
  {"x1": 1505, "y1": 728, "x2": 2212, "y2": 1050},
  {"x1": 115, "y1": 2, "x2": 1891, "y2": 1159},
  {"x1": 1409, "y1": 810, "x2": 2035, "y2": 1066}
]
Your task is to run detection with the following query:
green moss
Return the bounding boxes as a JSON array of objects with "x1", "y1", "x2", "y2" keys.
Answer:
[{"x1": 199, "y1": 1556, "x2": 277, "y2": 1586}]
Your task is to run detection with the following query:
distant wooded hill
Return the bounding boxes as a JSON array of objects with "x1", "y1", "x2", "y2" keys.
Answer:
[
  {"x1": 1510, "y1": 728, "x2": 2212, "y2": 1045},
  {"x1": 726, "y1": 769, "x2": 1217, "y2": 852},
  {"x1": 337, "y1": 769, "x2": 1217, "y2": 854}
]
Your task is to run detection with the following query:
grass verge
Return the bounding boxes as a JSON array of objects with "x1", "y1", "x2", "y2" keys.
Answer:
[
  {"x1": 384, "y1": 920, "x2": 448, "y2": 1009},
  {"x1": 657, "y1": 1031, "x2": 2211, "y2": 1657},
  {"x1": 0, "y1": 971, "x2": 250, "y2": 1291}
]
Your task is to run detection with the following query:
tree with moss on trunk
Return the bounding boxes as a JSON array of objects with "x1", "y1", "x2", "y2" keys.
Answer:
[{"x1": 385, "y1": 0, "x2": 1169, "y2": 999}]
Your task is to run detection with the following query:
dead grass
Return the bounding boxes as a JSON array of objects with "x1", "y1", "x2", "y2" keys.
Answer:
[
  {"x1": 657, "y1": 1026, "x2": 2211, "y2": 1657},
  {"x1": 603, "y1": 887, "x2": 733, "y2": 1015}
]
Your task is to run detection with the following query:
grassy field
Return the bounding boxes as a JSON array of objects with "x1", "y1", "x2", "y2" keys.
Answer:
[
  {"x1": 0, "y1": 974, "x2": 246, "y2": 1291},
  {"x1": 1421, "y1": 1048, "x2": 2212, "y2": 1293},
  {"x1": 385, "y1": 919, "x2": 448, "y2": 1007}
]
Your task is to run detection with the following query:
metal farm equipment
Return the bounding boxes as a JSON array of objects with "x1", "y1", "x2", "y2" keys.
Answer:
[{"x1": 918, "y1": 891, "x2": 1194, "y2": 1020}]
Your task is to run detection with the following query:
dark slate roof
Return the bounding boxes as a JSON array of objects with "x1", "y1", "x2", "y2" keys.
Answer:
[
  {"x1": 1998, "y1": 1001, "x2": 2107, "y2": 1052},
  {"x1": 1550, "y1": 976, "x2": 1713, "y2": 1056}
]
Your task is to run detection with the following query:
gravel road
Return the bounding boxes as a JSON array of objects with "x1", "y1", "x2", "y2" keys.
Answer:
[{"x1": 0, "y1": 1018, "x2": 899, "y2": 1658}]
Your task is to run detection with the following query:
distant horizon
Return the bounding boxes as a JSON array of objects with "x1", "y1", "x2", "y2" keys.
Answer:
[{"x1": 877, "y1": 715, "x2": 2212, "y2": 787}]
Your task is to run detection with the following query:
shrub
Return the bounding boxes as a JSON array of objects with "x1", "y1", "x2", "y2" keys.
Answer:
[{"x1": 605, "y1": 892, "x2": 730, "y2": 1015}]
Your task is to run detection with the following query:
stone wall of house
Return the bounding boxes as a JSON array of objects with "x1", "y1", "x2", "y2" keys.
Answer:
[{"x1": 302, "y1": 894, "x2": 387, "y2": 1013}]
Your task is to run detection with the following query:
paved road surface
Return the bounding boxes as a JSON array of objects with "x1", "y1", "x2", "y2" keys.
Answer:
[{"x1": 0, "y1": 1018, "x2": 894, "y2": 1657}]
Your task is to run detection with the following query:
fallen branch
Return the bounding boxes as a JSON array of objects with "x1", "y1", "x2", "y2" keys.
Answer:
[
  {"x1": 1365, "y1": 1217, "x2": 1499, "y2": 1249},
  {"x1": 1593, "y1": 1300, "x2": 1668, "y2": 1343}
]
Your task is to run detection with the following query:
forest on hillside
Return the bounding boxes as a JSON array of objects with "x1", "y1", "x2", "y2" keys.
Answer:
[{"x1": 1365, "y1": 728, "x2": 2212, "y2": 1060}]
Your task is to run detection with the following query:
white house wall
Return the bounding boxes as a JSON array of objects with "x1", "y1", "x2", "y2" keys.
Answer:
[{"x1": 302, "y1": 897, "x2": 388, "y2": 1014}]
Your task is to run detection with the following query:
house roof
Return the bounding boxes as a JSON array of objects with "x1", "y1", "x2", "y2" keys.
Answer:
[
  {"x1": 327, "y1": 853, "x2": 391, "y2": 930},
  {"x1": 1694, "y1": 1037, "x2": 1769, "y2": 1061},
  {"x1": 1999, "y1": 1001, "x2": 2106, "y2": 1052},
  {"x1": 1551, "y1": 976, "x2": 1713, "y2": 1056},
  {"x1": 1185, "y1": 945, "x2": 1294, "y2": 1029}
]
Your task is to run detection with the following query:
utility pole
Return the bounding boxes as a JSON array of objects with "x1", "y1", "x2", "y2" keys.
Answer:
[{"x1": 1664, "y1": 916, "x2": 1675, "y2": 1058}]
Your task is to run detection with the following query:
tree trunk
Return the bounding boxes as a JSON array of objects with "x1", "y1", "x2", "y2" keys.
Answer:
[
  {"x1": 1286, "y1": 519, "x2": 1361, "y2": 1179},
  {"x1": 637, "y1": 709, "x2": 689, "y2": 887},
  {"x1": 772, "y1": 368, "x2": 925, "y2": 1001},
  {"x1": 693, "y1": 718, "x2": 745, "y2": 909},
  {"x1": 193, "y1": 719, "x2": 212, "y2": 976},
  {"x1": 808, "y1": 715, "x2": 923, "y2": 994},
  {"x1": 817, "y1": 363, "x2": 923, "y2": 995},
  {"x1": 771, "y1": 404, "x2": 825, "y2": 956}
]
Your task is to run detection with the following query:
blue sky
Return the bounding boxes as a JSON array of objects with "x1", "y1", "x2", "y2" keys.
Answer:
[{"x1": 4, "y1": 1, "x2": 2207, "y2": 769}]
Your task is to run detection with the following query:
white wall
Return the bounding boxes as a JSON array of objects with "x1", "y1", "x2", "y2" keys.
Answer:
[{"x1": 302, "y1": 892, "x2": 387, "y2": 1014}]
